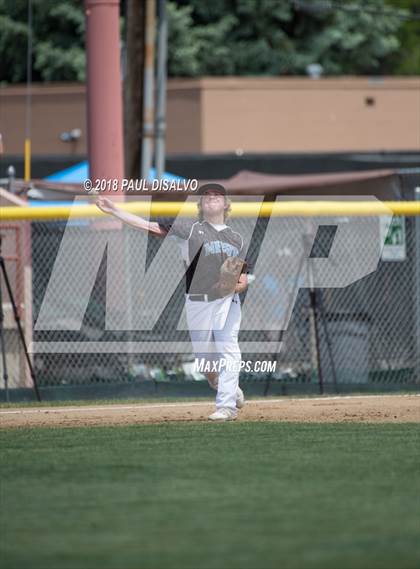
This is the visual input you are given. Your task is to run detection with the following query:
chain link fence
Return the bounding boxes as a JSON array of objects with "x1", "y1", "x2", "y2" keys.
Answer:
[
  {"x1": 0, "y1": 221, "x2": 33, "y2": 390},
  {"x1": 1, "y1": 172, "x2": 419, "y2": 395}
]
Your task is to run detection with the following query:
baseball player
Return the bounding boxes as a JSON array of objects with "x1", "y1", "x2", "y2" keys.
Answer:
[{"x1": 96, "y1": 183, "x2": 248, "y2": 421}]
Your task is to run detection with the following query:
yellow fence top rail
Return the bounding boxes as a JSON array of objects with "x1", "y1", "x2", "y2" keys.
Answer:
[{"x1": 1, "y1": 201, "x2": 420, "y2": 221}]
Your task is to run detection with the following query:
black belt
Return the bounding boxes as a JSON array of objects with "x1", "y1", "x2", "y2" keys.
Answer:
[{"x1": 187, "y1": 293, "x2": 221, "y2": 302}]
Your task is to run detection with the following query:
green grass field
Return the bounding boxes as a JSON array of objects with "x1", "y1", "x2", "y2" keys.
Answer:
[{"x1": 1, "y1": 422, "x2": 419, "y2": 569}]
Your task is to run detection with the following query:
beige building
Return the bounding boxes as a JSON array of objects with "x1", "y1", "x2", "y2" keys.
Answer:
[{"x1": 0, "y1": 77, "x2": 419, "y2": 156}]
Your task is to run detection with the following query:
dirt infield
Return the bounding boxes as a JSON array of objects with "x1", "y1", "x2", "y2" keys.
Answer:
[{"x1": 0, "y1": 394, "x2": 419, "y2": 428}]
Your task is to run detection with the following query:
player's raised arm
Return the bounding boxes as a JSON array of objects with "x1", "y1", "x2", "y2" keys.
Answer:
[{"x1": 95, "y1": 197, "x2": 167, "y2": 238}]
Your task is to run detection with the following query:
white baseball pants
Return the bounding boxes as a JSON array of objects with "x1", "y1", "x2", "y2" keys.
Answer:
[{"x1": 186, "y1": 294, "x2": 242, "y2": 411}]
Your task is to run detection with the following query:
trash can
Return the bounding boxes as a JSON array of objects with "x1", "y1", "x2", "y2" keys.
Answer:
[{"x1": 320, "y1": 313, "x2": 370, "y2": 384}]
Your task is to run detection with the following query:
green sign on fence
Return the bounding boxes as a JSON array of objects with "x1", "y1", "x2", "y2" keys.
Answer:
[{"x1": 380, "y1": 217, "x2": 406, "y2": 261}]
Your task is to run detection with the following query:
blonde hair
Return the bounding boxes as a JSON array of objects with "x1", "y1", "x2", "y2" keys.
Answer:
[{"x1": 197, "y1": 196, "x2": 232, "y2": 222}]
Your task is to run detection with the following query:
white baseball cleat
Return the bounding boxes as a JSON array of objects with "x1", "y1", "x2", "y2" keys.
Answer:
[
  {"x1": 208, "y1": 408, "x2": 237, "y2": 422},
  {"x1": 236, "y1": 387, "x2": 245, "y2": 409}
]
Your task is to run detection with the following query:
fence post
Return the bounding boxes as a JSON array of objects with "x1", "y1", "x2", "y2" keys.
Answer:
[{"x1": 415, "y1": 187, "x2": 420, "y2": 382}]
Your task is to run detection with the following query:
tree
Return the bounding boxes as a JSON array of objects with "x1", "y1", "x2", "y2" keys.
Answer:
[
  {"x1": 385, "y1": 0, "x2": 420, "y2": 74},
  {"x1": 0, "y1": 0, "x2": 85, "y2": 84},
  {"x1": 293, "y1": 1, "x2": 403, "y2": 75},
  {"x1": 0, "y1": 0, "x2": 418, "y2": 84},
  {"x1": 166, "y1": 0, "x2": 410, "y2": 76}
]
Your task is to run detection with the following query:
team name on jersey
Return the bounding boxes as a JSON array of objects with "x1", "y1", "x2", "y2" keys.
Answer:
[{"x1": 203, "y1": 241, "x2": 239, "y2": 257}]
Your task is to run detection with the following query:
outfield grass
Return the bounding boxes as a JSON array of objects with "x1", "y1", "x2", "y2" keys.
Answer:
[{"x1": 1, "y1": 423, "x2": 419, "y2": 569}]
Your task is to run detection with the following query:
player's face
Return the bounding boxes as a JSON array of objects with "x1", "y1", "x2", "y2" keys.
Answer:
[{"x1": 201, "y1": 190, "x2": 226, "y2": 216}]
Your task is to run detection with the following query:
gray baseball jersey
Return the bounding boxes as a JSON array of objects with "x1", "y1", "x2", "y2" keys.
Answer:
[{"x1": 158, "y1": 218, "x2": 247, "y2": 295}]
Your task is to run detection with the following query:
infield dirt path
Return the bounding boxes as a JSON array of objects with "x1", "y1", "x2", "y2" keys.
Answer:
[{"x1": 0, "y1": 394, "x2": 419, "y2": 429}]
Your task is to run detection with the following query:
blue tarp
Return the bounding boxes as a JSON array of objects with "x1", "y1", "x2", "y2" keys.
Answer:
[
  {"x1": 29, "y1": 162, "x2": 184, "y2": 219},
  {"x1": 29, "y1": 200, "x2": 87, "y2": 207},
  {"x1": 44, "y1": 161, "x2": 183, "y2": 183}
]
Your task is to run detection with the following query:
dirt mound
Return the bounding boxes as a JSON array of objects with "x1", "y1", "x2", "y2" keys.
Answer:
[{"x1": 1, "y1": 394, "x2": 419, "y2": 429}]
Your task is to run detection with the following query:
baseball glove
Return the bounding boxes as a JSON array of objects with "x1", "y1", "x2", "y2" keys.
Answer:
[{"x1": 211, "y1": 256, "x2": 247, "y2": 298}]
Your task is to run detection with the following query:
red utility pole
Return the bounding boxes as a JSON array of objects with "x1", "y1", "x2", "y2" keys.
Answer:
[{"x1": 85, "y1": 0, "x2": 124, "y2": 189}]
